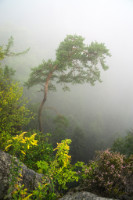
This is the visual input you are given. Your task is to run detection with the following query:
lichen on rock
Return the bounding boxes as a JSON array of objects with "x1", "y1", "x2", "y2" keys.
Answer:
[{"x1": 0, "y1": 150, "x2": 43, "y2": 199}]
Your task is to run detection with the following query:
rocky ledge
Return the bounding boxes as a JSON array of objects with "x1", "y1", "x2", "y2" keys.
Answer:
[
  {"x1": 59, "y1": 191, "x2": 118, "y2": 200},
  {"x1": 0, "y1": 150, "x2": 43, "y2": 199}
]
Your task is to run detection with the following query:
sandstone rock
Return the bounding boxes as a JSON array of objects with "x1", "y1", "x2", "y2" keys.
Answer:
[
  {"x1": 0, "y1": 150, "x2": 43, "y2": 199},
  {"x1": 59, "y1": 191, "x2": 118, "y2": 200}
]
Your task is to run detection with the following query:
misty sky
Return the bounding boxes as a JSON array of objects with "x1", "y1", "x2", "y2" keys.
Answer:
[{"x1": 0, "y1": 0, "x2": 133, "y2": 135}]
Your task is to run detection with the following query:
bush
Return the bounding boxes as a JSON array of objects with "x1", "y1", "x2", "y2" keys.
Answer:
[
  {"x1": 22, "y1": 132, "x2": 53, "y2": 170},
  {"x1": 5, "y1": 137, "x2": 79, "y2": 200},
  {"x1": 82, "y1": 149, "x2": 126, "y2": 198},
  {"x1": 36, "y1": 139, "x2": 79, "y2": 193},
  {"x1": 0, "y1": 81, "x2": 32, "y2": 150}
]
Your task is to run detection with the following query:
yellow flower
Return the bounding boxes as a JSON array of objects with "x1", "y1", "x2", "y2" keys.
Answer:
[
  {"x1": 5, "y1": 144, "x2": 12, "y2": 151},
  {"x1": 31, "y1": 140, "x2": 37, "y2": 146},
  {"x1": 23, "y1": 194, "x2": 32, "y2": 200},
  {"x1": 21, "y1": 139, "x2": 26, "y2": 143},
  {"x1": 21, "y1": 150, "x2": 26, "y2": 155}
]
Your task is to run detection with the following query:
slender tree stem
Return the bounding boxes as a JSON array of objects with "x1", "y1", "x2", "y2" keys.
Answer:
[{"x1": 38, "y1": 65, "x2": 57, "y2": 132}]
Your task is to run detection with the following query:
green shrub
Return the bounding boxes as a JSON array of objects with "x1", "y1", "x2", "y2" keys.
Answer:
[
  {"x1": 31, "y1": 139, "x2": 79, "y2": 199},
  {"x1": 5, "y1": 136, "x2": 79, "y2": 200},
  {"x1": 36, "y1": 139, "x2": 79, "y2": 194},
  {"x1": 22, "y1": 132, "x2": 53, "y2": 170},
  {"x1": 112, "y1": 131, "x2": 133, "y2": 157},
  {"x1": 82, "y1": 149, "x2": 126, "y2": 198},
  {"x1": 0, "y1": 81, "x2": 32, "y2": 150}
]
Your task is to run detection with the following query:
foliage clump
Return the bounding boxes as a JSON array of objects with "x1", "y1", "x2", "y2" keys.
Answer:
[
  {"x1": 112, "y1": 131, "x2": 133, "y2": 157},
  {"x1": 80, "y1": 149, "x2": 127, "y2": 198},
  {"x1": 2, "y1": 130, "x2": 133, "y2": 199},
  {"x1": 34, "y1": 139, "x2": 79, "y2": 199},
  {"x1": 4, "y1": 134, "x2": 79, "y2": 200},
  {"x1": 0, "y1": 38, "x2": 32, "y2": 151}
]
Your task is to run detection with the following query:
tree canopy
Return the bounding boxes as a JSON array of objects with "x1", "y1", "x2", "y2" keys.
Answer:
[
  {"x1": 0, "y1": 37, "x2": 31, "y2": 149},
  {"x1": 26, "y1": 35, "x2": 111, "y2": 131}
]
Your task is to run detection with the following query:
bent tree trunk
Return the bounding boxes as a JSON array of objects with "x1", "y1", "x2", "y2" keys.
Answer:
[{"x1": 38, "y1": 66, "x2": 57, "y2": 132}]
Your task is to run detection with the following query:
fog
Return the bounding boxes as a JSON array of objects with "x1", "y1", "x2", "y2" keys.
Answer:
[{"x1": 1, "y1": 0, "x2": 133, "y2": 139}]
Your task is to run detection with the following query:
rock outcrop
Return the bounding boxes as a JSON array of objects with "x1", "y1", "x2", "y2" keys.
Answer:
[
  {"x1": 59, "y1": 191, "x2": 118, "y2": 200},
  {"x1": 0, "y1": 150, "x2": 43, "y2": 199}
]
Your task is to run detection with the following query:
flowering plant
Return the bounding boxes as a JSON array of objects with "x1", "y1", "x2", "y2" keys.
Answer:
[
  {"x1": 83, "y1": 149, "x2": 126, "y2": 198},
  {"x1": 5, "y1": 132, "x2": 37, "y2": 160}
]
